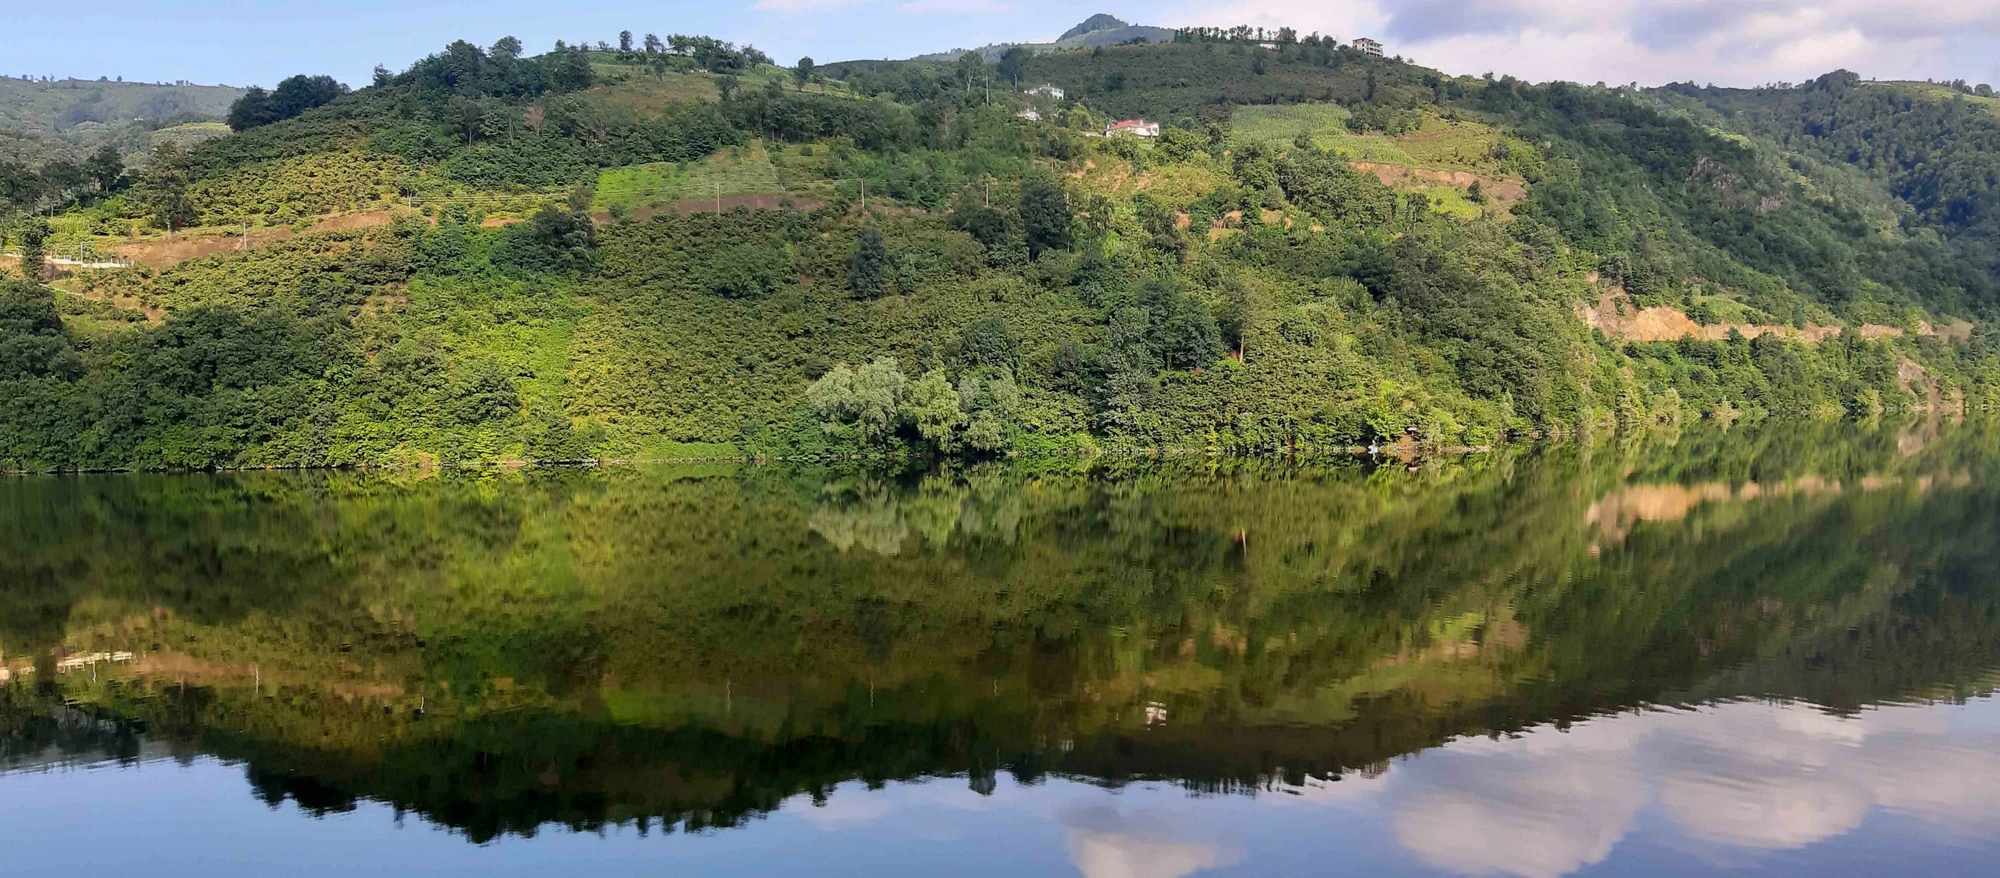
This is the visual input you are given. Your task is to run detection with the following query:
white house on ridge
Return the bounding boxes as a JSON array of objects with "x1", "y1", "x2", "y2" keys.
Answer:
[{"x1": 1106, "y1": 119, "x2": 1160, "y2": 137}]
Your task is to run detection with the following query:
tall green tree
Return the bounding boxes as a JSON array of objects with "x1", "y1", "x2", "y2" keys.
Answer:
[
  {"x1": 996, "y1": 47, "x2": 1029, "y2": 86},
  {"x1": 14, "y1": 218, "x2": 47, "y2": 281},
  {"x1": 84, "y1": 145, "x2": 123, "y2": 193},
  {"x1": 1018, "y1": 177, "x2": 1071, "y2": 258},
  {"x1": 794, "y1": 57, "x2": 815, "y2": 91},
  {"x1": 139, "y1": 142, "x2": 197, "y2": 232},
  {"x1": 850, "y1": 226, "x2": 888, "y2": 300},
  {"x1": 226, "y1": 74, "x2": 348, "y2": 130},
  {"x1": 0, "y1": 277, "x2": 80, "y2": 381}
]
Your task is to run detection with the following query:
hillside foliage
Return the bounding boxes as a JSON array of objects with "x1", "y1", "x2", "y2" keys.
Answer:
[
  {"x1": 2, "y1": 27, "x2": 1997, "y2": 470},
  {"x1": 1667, "y1": 72, "x2": 2000, "y2": 293}
]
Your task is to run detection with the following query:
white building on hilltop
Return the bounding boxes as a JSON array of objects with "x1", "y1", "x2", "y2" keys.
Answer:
[
  {"x1": 1025, "y1": 83, "x2": 1065, "y2": 101},
  {"x1": 1353, "y1": 38, "x2": 1383, "y2": 57}
]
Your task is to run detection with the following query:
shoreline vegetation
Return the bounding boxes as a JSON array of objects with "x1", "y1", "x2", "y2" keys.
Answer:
[
  {"x1": 4, "y1": 27, "x2": 1999, "y2": 474},
  {"x1": 0, "y1": 444, "x2": 1492, "y2": 475},
  {"x1": 7, "y1": 415, "x2": 1986, "y2": 475}
]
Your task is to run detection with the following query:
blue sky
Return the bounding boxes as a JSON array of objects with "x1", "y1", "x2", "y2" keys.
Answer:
[{"x1": 6, "y1": 1, "x2": 1999, "y2": 90}]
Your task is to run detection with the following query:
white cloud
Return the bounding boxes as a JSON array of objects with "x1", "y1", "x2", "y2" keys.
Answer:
[
  {"x1": 753, "y1": 0, "x2": 868, "y2": 11},
  {"x1": 756, "y1": 697, "x2": 2000, "y2": 877},
  {"x1": 1161, "y1": 0, "x2": 2000, "y2": 86},
  {"x1": 1366, "y1": 698, "x2": 2000, "y2": 876},
  {"x1": 1391, "y1": 743, "x2": 1648, "y2": 878},
  {"x1": 898, "y1": 0, "x2": 1015, "y2": 12},
  {"x1": 1060, "y1": 804, "x2": 1243, "y2": 878}
]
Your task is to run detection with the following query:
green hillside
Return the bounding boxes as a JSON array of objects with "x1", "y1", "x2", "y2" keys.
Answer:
[
  {"x1": 0, "y1": 76, "x2": 243, "y2": 165},
  {"x1": 1660, "y1": 72, "x2": 2000, "y2": 296},
  {"x1": 2, "y1": 29, "x2": 1998, "y2": 472}
]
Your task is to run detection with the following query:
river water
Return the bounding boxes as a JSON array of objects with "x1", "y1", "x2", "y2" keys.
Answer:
[{"x1": 3, "y1": 420, "x2": 1997, "y2": 876}]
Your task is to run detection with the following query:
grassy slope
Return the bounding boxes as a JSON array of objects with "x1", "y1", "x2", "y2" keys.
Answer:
[
  {"x1": 590, "y1": 140, "x2": 788, "y2": 215},
  {"x1": 1229, "y1": 106, "x2": 1529, "y2": 217},
  {"x1": 1879, "y1": 81, "x2": 2000, "y2": 117}
]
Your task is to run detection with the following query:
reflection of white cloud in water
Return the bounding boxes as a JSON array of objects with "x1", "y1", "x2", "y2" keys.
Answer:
[
  {"x1": 763, "y1": 698, "x2": 2000, "y2": 878},
  {"x1": 1392, "y1": 723, "x2": 1648, "y2": 878},
  {"x1": 1650, "y1": 704, "x2": 1872, "y2": 849},
  {"x1": 1061, "y1": 803, "x2": 1241, "y2": 878},
  {"x1": 1378, "y1": 698, "x2": 2000, "y2": 877}
]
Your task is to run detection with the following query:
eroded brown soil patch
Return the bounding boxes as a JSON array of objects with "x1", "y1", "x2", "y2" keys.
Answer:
[{"x1": 1352, "y1": 161, "x2": 1527, "y2": 205}]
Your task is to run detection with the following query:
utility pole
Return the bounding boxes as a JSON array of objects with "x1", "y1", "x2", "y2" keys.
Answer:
[
  {"x1": 714, "y1": 182, "x2": 721, "y2": 213},
  {"x1": 860, "y1": 179, "x2": 866, "y2": 212}
]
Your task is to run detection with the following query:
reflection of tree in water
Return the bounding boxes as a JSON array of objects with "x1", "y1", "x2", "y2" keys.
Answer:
[
  {"x1": 807, "y1": 471, "x2": 1025, "y2": 556},
  {"x1": 809, "y1": 480, "x2": 912, "y2": 555},
  {"x1": 2, "y1": 419, "x2": 1999, "y2": 843}
]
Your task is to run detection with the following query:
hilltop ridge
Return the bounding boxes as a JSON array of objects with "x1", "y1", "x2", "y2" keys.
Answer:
[
  {"x1": 912, "y1": 13, "x2": 1176, "y2": 63},
  {"x1": 1059, "y1": 14, "x2": 1133, "y2": 41}
]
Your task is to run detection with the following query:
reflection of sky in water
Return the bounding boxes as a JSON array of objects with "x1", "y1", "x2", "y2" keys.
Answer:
[{"x1": 5, "y1": 697, "x2": 2000, "y2": 877}]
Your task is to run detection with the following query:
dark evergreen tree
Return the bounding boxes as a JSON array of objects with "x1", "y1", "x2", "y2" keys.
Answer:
[
  {"x1": 84, "y1": 146, "x2": 123, "y2": 193},
  {"x1": 14, "y1": 218, "x2": 47, "y2": 281},
  {"x1": 227, "y1": 74, "x2": 347, "y2": 130},
  {"x1": 850, "y1": 226, "x2": 888, "y2": 300},
  {"x1": 996, "y1": 47, "x2": 1029, "y2": 86},
  {"x1": 139, "y1": 143, "x2": 195, "y2": 231},
  {"x1": 1018, "y1": 177, "x2": 1071, "y2": 258},
  {"x1": 957, "y1": 317, "x2": 1018, "y2": 372}
]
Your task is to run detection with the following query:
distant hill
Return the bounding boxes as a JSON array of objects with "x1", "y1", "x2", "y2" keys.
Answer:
[
  {"x1": 1059, "y1": 14, "x2": 1133, "y2": 41},
  {"x1": 0, "y1": 77, "x2": 243, "y2": 165},
  {"x1": 911, "y1": 13, "x2": 1176, "y2": 63},
  {"x1": 1658, "y1": 72, "x2": 2000, "y2": 307}
]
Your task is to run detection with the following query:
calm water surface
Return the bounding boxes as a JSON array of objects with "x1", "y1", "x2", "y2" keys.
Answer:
[{"x1": 4, "y1": 421, "x2": 1999, "y2": 877}]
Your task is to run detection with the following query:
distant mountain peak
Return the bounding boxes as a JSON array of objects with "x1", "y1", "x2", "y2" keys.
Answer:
[
  {"x1": 908, "y1": 13, "x2": 1170, "y2": 63},
  {"x1": 1059, "y1": 14, "x2": 1129, "y2": 41}
]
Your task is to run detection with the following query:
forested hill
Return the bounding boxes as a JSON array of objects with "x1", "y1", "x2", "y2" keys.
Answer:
[
  {"x1": 1661, "y1": 72, "x2": 2000, "y2": 297},
  {"x1": 0, "y1": 76, "x2": 243, "y2": 166},
  {"x1": 1, "y1": 28, "x2": 1998, "y2": 471}
]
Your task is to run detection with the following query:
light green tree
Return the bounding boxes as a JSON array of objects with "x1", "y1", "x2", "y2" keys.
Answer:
[
  {"x1": 808, "y1": 358, "x2": 909, "y2": 445},
  {"x1": 901, "y1": 370, "x2": 964, "y2": 452}
]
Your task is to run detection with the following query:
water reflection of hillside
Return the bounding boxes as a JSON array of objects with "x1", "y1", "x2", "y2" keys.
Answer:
[{"x1": 1, "y1": 418, "x2": 1997, "y2": 844}]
